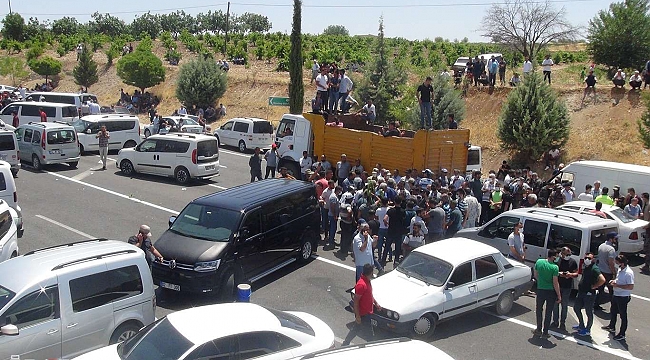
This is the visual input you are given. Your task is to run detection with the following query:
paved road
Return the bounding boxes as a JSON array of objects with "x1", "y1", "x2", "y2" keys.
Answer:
[{"x1": 13, "y1": 146, "x2": 650, "y2": 360}]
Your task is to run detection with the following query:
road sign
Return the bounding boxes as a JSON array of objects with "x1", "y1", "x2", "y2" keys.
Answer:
[{"x1": 268, "y1": 96, "x2": 290, "y2": 106}]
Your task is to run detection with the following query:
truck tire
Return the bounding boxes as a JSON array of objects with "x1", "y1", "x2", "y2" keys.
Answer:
[{"x1": 284, "y1": 162, "x2": 300, "y2": 179}]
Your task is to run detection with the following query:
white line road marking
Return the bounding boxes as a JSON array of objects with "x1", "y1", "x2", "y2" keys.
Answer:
[
  {"x1": 631, "y1": 294, "x2": 650, "y2": 302},
  {"x1": 46, "y1": 171, "x2": 180, "y2": 215},
  {"x1": 72, "y1": 170, "x2": 93, "y2": 181},
  {"x1": 206, "y1": 183, "x2": 229, "y2": 190},
  {"x1": 220, "y1": 149, "x2": 250, "y2": 158},
  {"x1": 94, "y1": 155, "x2": 117, "y2": 162},
  {"x1": 35, "y1": 215, "x2": 96, "y2": 239},
  {"x1": 219, "y1": 164, "x2": 227, "y2": 168},
  {"x1": 311, "y1": 254, "x2": 356, "y2": 272}
]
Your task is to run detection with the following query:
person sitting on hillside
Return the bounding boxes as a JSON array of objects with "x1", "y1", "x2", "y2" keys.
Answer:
[
  {"x1": 477, "y1": 71, "x2": 490, "y2": 86},
  {"x1": 509, "y1": 73, "x2": 521, "y2": 87},
  {"x1": 630, "y1": 70, "x2": 643, "y2": 90},
  {"x1": 582, "y1": 69, "x2": 597, "y2": 103},
  {"x1": 612, "y1": 69, "x2": 626, "y2": 88}
]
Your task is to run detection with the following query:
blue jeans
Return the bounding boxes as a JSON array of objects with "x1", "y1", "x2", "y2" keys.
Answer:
[
  {"x1": 328, "y1": 216, "x2": 337, "y2": 246},
  {"x1": 356, "y1": 266, "x2": 364, "y2": 282},
  {"x1": 574, "y1": 291, "x2": 596, "y2": 330},
  {"x1": 552, "y1": 287, "x2": 572, "y2": 324},
  {"x1": 339, "y1": 93, "x2": 349, "y2": 113},
  {"x1": 377, "y1": 228, "x2": 389, "y2": 259},
  {"x1": 320, "y1": 207, "x2": 329, "y2": 232},
  {"x1": 420, "y1": 102, "x2": 432, "y2": 128},
  {"x1": 329, "y1": 91, "x2": 340, "y2": 113},
  {"x1": 535, "y1": 289, "x2": 557, "y2": 334}
]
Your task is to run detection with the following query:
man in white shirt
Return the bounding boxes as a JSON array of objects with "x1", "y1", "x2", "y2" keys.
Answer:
[
  {"x1": 359, "y1": 100, "x2": 376, "y2": 124},
  {"x1": 612, "y1": 69, "x2": 626, "y2": 88},
  {"x1": 315, "y1": 68, "x2": 329, "y2": 112},
  {"x1": 338, "y1": 69, "x2": 354, "y2": 114},
  {"x1": 299, "y1": 151, "x2": 313, "y2": 181},
  {"x1": 604, "y1": 255, "x2": 635, "y2": 341},
  {"x1": 311, "y1": 60, "x2": 320, "y2": 84},
  {"x1": 578, "y1": 184, "x2": 594, "y2": 202},
  {"x1": 629, "y1": 70, "x2": 642, "y2": 90},
  {"x1": 89, "y1": 100, "x2": 101, "y2": 115},
  {"x1": 523, "y1": 57, "x2": 533, "y2": 76},
  {"x1": 178, "y1": 106, "x2": 187, "y2": 115},
  {"x1": 542, "y1": 55, "x2": 554, "y2": 84}
]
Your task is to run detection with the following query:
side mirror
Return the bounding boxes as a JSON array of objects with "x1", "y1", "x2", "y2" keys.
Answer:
[
  {"x1": 169, "y1": 216, "x2": 177, "y2": 228},
  {"x1": 1, "y1": 324, "x2": 18, "y2": 336},
  {"x1": 445, "y1": 282, "x2": 455, "y2": 290}
]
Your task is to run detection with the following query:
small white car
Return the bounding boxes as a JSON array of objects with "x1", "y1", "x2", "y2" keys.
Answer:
[
  {"x1": 0, "y1": 199, "x2": 18, "y2": 262},
  {"x1": 72, "y1": 114, "x2": 141, "y2": 153},
  {"x1": 215, "y1": 117, "x2": 274, "y2": 152},
  {"x1": 117, "y1": 133, "x2": 219, "y2": 184},
  {"x1": 365, "y1": 238, "x2": 532, "y2": 340},
  {"x1": 144, "y1": 116, "x2": 205, "y2": 137},
  {"x1": 294, "y1": 338, "x2": 454, "y2": 360},
  {"x1": 74, "y1": 303, "x2": 335, "y2": 360},
  {"x1": 557, "y1": 200, "x2": 648, "y2": 254}
]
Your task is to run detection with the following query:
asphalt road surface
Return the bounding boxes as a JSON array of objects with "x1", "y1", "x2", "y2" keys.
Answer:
[{"x1": 13, "y1": 146, "x2": 650, "y2": 360}]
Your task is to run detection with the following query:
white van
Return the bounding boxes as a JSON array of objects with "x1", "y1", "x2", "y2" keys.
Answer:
[
  {"x1": 466, "y1": 145, "x2": 482, "y2": 177},
  {"x1": 556, "y1": 160, "x2": 650, "y2": 198},
  {"x1": 24, "y1": 92, "x2": 98, "y2": 113},
  {"x1": 73, "y1": 114, "x2": 141, "y2": 154},
  {"x1": 0, "y1": 199, "x2": 18, "y2": 262},
  {"x1": 15, "y1": 122, "x2": 81, "y2": 170},
  {"x1": 0, "y1": 101, "x2": 79, "y2": 125},
  {"x1": 0, "y1": 130, "x2": 20, "y2": 175},
  {"x1": 214, "y1": 117, "x2": 274, "y2": 152}
]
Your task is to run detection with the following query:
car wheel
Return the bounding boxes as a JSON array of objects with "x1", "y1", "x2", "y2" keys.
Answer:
[
  {"x1": 109, "y1": 322, "x2": 142, "y2": 344},
  {"x1": 123, "y1": 140, "x2": 137, "y2": 148},
  {"x1": 144, "y1": 129, "x2": 151, "y2": 138},
  {"x1": 411, "y1": 313, "x2": 438, "y2": 340},
  {"x1": 218, "y1": 271, "x2": 236, "y2": 303},
  {"x1": 68, "y1": 161, "x2": 78, "y2": 168},
  {"x1": 175, "y1": 166, "x2": 190, "y2": 184},
  {"x1": 32, "y1": 155, "x2": 42, "y2": 171},
  {"x1": 238, "y1": 140, "x2": 247, "y2": 153},
  {"x1": 495, "y1": 290, "x2": 514, "y2": 315},
  {"x1": 79, "y1": 144, "x2": 85, "y2": 156},
  {"x1": 120, "y1": 160, "x2": 135, "y2": 176},
  {"x1": 10, "y1": 251, "x2": 17, "y2": 258},
  {"x1": 298, "y1": 230, "x2": 318, "y2": 263},
  {"x1": 10, "y1": 169, "x2": 17, "y2": 177}
]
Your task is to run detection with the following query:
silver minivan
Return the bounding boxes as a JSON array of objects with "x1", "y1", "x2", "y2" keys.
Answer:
[
  {"x1": 15, "y1": 122, "x2": 81, "y2": 170},
  {"x1": 0, "y1": 239, "x2": 156, "y2": 360},
  {"x1": 0, "y1": 130, "x2": 20, "y2": 176}
]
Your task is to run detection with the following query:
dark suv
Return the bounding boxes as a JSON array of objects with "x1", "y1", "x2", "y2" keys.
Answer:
[{"x1": 151, "y1": 179, "x2": 320, "y2": 299}]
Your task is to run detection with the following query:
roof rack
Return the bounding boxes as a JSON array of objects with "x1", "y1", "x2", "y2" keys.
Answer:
[
  {"x1": 168, "y1": 133, "x2": 197, "y2": 139},
  {"x1": 23, "y1": 238, "x2": 110, "y2": 256},
  {"x1": 299, "y1": 338, "x2": 412, "y2": 359},
  {"x1": 51, "y1": 249, "x2": 137, "y2": 271},
  {"x1": 526, "y1": 209, "x2": 582, "y2": 222}
]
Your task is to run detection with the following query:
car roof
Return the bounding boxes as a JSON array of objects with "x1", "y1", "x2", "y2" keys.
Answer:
[
  {"x1": 81, "y1": 114, "x2": 138, "y2": 122},
  {"x1": 166, "y1": 303, "x2": 281, "y2": 344},
  {"x1": 298, "y1": 338, "x2": 453, "y2": 359},
  {"x1": 504, "y1": 207, "x2": 617, "y2": 227},
  {"x1": 8, "y1": 101, "x2": 77, "y2": 108},
  {"x1": 21, "y1": 122, "x2": 74, "y2": 129},
  {"x1": 147, "y1": 133, "x2": 215, "y2": 142},
  {"x1": 558, "y1": 200, "x2": 619, "y2": 211},
  {"x1": 415, "y1": 238, "x2": 499, "y2": 266},
  {"x1": 194, "y1": 179, "x2": 314, "y2": 211},
  {"x1": 227, "y1": 117, "x2": 270, "y2": 123},
  {"x1": 0, "y1": 239, "x2": 141, "y2": 294},
  {"x1": 564, "y1": 160, "x2": 650, "y2": 174},
  {"x1": 27, "y1": 92, "x2": 91, "y2": 97}
]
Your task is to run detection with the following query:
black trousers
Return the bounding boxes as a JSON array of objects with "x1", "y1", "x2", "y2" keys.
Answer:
[
  {"x1": 543, "y1": 71, "x2": 551, "y2": 84},
  {"x1": 535, "y1": 289, "x2": 557, "y2": 334},
  {"x1": 264, "y1": 166, "x2": 276, "y2": 179},
  {"x1": 608, "y1": 295, "x2": 631, "y2": 336}
]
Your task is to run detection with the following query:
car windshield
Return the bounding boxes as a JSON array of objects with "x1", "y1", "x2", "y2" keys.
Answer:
[
  {"x1": 396, "y1": 252, "x2": 453, "y2": 286},
  {"x1": 71, "y1": 119, "x2": 89, "y2": 133},
  {"x1": 182, "y1": 118, "x2": 199, "y2": 126},
  {"x1": 265, "y1": 307, "x2": 315, "y2": 336},
  {"x1": 0, "y1": 285, "x2": 15, "y2": 309},
  {"x1": 118, "y1": 318, "x2": 193, "y2": 360},
  {"x1": 609, "y1": 207, "x2": 638, "y2": 224},
  {"x1": 47, "y1": 129, "x2": 76, "y2": 144},
  {"x1": 170, "y1": 203, "x2": 240, "y2": 242}
]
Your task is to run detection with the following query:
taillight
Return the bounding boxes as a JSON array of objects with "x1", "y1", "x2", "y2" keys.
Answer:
[
  {"x1": 191, "y1": 149, "x2": 197, "y2": 164},
  {"x1": 13, "y1": 191, "x2": 16, "y2": 203},
  {"x1": 578, "y1": 258, "x2": 584, "y2": 275},
  {"x1": 630, "y1": 231, "x2": 639, "y2": 240},
  {"x1": 41, "y1": 131, "x2": 45, "y2": 150}
]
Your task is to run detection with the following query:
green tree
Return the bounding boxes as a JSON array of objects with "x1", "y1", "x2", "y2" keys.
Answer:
[
  {"x1": 237, "y1": 13, "x2": 272, "y2": 33},
  {"x1": 176, "y1": 57, "x2": 228, "y2": 110},
  {"x1": 288, "y1": 0, "x2": 304, "y2": 115},
  {"x1": 52, "y1": 16, "x2": 81, "y2": 36},
  {"x1": 160, "y1": 11, "x2": 184, "y2": 39},
  {"x1": 587, "y1": 0, "x2": 650, "y2": 72},
  {"x1": 2, "y1": 13, "x2": 25, "y2": 41},
  {"x1": 323, "y1": 25, "x2": 349, "y2": 36},
  {"x1": 0, "y1": 57, "x2": 29, "y2": 86},
  {"x1": 638, "y1": 96, "x2": 650, "y2": 148},
  {"x1": 88, "y1": 12, "x2": 126, "y2": 37},
  {"x1": 28, "y1": 56, "x2": 62, "y2": 83},
  {"x1": 131, "y1": 12, "x2": 162, "y2": 39},
  {"x1": 431, "y1": 75, "x2": 466, "y2": 129},
  {"x1": 73, "y1": 45, "x2": 99, "y2": 91},
  {"x1": 497, "y1": 73, "x2": 570, "y2": 159},
  {"x1": 116, "y1": 41, "x2": 165, "y2": 94},
  {"x1": 355, "y1": 17, "x2": 407, "y2": 124}
]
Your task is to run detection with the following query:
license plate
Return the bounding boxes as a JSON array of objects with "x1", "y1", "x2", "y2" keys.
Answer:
[
  {"x1": 205, "y1": 165, "x2": 215, "y2": 170},
  {"x1": 49, "y1": 150, "x2": 61, "y2": 154},
  {"x1": 160, "y1": 281, "x2": 180, "y2": 291},
  {"x1": 371, "y1": 319, "x2": 378, "y2": 327}
]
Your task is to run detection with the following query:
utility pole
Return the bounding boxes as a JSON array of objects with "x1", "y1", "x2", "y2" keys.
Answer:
[
  {"x1": 223, "y1": 1, "x2": 230, "y2": 55},
  {"x1": 8, "y1": 0, "x2": 12, "y2": 14}
]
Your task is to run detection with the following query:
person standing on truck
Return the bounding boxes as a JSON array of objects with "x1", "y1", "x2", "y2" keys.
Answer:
[
  {"x1": 315, "y1": 68, "x2": 329, "y2": 113},
  {"x1": 358, "y1": 99, "x2": 376, "y2": 124},
  {"x1": 249, "y1": 147, "x2": 263, "y2": 182},
  {"x1": 336, "y1": 154, "x2": 351, "y2": 187},
  {"x1": 447, "y1": 114, "x2": 458, "y2": 129},
  {"x1": 417, "y1": 76, "x2": 434, "y2": 129},
  {"x1": 338, "y1": 69, "x2": 353, "y2": 114}
]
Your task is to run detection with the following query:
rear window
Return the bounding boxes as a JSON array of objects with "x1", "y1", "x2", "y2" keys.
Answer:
[
  {"x1": 467, "y1": 149, "x2": 480, "y2": 166},
  {"x1": 47, "y1": 129, "x2": 76, "y2": 144},
  {"x1": 590, "y1": 227, "x2": 616, "y2": 253},
  {"x1": 0, "y1": 134, "x2": 15, "y2": 151},
  {"x1": 62, "y1": 106, "x2": 79, "y2": 118},
  {"x1": 197, "y1": 139, "x2": 218, "y2": 157},
  {"x1": 253, "y1": 121, "x2": 273, "y2": 134}
]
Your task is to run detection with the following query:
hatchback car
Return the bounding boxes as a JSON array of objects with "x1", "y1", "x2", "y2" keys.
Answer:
[
  {"x1": 556, "y1": 200, "x2": 647, "y2": 254},
  {"x1": 144, "y1": 116, "x2": 205, "y2": 137},
  {"x1": 215, "y1": 117, "x2": 274, "y2": 152},
  {"x1": 363, "y1": 238, "x2": 532, "y2": 339},
  {"x1": 74, "y1": 303, "x2": 335, "y2": 360}
]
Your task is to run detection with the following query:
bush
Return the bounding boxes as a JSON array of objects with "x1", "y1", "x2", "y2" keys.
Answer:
[
  {"x1": 28, "y1": 56, "x2": 62, "y2": 82},
  {"x1": 164, "y1": 49, "x2": 182, "y2": 64},
  {"x1": 56, "y1": 45, "x2": 66, "y2": 57},
  {"x1": 25, "y1": 44, "x2": 44, "y2": 61},
  {"x1": 176, "y1": 57, "x2": 228, "y2": 109}
]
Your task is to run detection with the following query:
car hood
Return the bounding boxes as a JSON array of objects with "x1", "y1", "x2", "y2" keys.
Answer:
[
  {"x1": 627, "y1": 219, "x2": 649, "y2": 230},
  {"x1": 372, "y1": 270, "x2": 438, "y2": 311},
  {"x1": 72, "y1": 343, "x2": 120, "y2": 360},
  {"x1": 154, "y1": 230, "x2": 229, "y2": 264}
]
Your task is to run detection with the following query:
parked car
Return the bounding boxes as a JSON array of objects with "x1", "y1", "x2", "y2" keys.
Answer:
[
  {"x1": 556, "y1": 201, "x2": 647, "y2": 254},
  {"x1": 294, "y1": 338, "x2": 454, "y2": 360},
  {"x1": 363, "y1": 238, "x2": 532, "y2": 339},
  {"x1": 0, "y1": 85, "x2": 16, "y2": 93},
  {"x1": 117, "y1": 133, "x2": 219, "y2": 184},
  {"x1": 74, "y1": 303, "x2": 335, "y2": 360},
  {"x1": 144, "y1": 116, "x2": 205, "y2": 137},
  {"x1": 0, "y1": 199, "x2": 19, "y2": 262},
  {"x1": 72, "y1": 114, "x2": 141, "y2": 154},
  {"x1": 152, "y1": 179, "x2": 320, "y2": 298},
  {"x1": 0, "y1": 101, "x2": 79, "y2": 126},
  {"x1": 14, "y1": 122, "x2": 81, "y2": 170},
  {"x1": 0, "y1": 129, "x2": 20, "y2": 175},
  {"x1": 25, "y1": 92, "x2": 97, "y2": 114},
  {"x1": 214, "y1": 117, "x2": 274, "y2": 152},
  {"x1": 0, "y1": 239, "x2": 156, "y2": 360},
  {"x1": 0, "y1": 161, "x2": 23, "y2": 237},
  {"x1": 452, "y1": 57, "x2": 470, "y2": 73}
]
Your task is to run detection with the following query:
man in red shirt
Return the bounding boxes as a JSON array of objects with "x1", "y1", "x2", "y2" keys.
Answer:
[
  {"x1": 12, "y1": 111, "x2": 19, "y2": 128},
  {"x1": 342, "y1": 263, "x2": 381, "y2": 345},
  {"x1": 39, "y1": 108, "x2": 47, "y2": 122}
]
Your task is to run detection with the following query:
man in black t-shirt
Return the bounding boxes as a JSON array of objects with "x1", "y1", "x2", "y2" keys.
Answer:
[
  {"x1": 417, "y1": 77, "x2": 434, "y2": 129},
  {"x1": 381, "y1": 197, "x2": 406, "y2": 265},
  {"x1": 551, "y1": 247, "x2": 578, "y2": 330}
]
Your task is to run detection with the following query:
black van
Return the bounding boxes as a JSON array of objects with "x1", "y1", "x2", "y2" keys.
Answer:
[{"x1": 151, "y1": 178, "x2": 320, "y2": 298}]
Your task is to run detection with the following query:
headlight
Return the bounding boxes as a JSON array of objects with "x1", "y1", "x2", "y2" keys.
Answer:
[
  {"x1": 386, "y1": 310, "x2": 392, "y2": 318},
  {"x1": 393, "y1": 312, "x2": 400, "y2": 320},
  {"x1": 194, "y1": 260, "x2": 220, "y2": 272}
]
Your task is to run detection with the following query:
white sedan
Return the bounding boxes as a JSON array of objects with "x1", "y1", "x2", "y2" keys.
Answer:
[
  {"x1": 144, "y1": 116, "x2": 207, "y2": 137},
  {"x1": 74, "y1": 303, "x2": 335, "y2": 360},
  {"x1": 365, "y1": 238, "x2": 532, "y2": 340}
]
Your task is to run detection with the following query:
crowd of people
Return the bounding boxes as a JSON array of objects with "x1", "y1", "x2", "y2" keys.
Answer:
[{"x1": 118, "y1": 88, "x2": 161, "y2": 114}]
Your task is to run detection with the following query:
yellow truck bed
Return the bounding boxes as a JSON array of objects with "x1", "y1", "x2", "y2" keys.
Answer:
[{"x1": 303, "y1": 113, "x2": 470, "y2": 174}]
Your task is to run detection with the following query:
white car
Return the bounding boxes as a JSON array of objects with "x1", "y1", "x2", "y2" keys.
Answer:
[
  {"x1": 365, "y1": 238, "x2": 533, "y2": 340},
  {"x1": 557, "y1": 200, "x2": 648, "y2": 254},
  {"x1": 215, "y1": 117, "x2": 274, "y2": 152},
  {"x1": 144, "y1": 116, "x2": 206, "y2": 137},
  {"x1": 74, "y1": 303, "x2": 335, "y2": 360},
  {"x1": 293, "y1": 338, "x2": 454, "y2": 360}
]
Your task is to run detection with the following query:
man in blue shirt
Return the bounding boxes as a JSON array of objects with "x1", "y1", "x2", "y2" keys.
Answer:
[{"x1": 488, "y1": 56, "x2": 499, "y2": 87}]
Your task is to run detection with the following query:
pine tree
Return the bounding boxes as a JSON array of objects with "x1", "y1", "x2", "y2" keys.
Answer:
[
  {"x1": 288, "y1": 0, "x2": 304, "y2": 115},
  {"x1": 497, "y1": 72, "x2": 570, "y2": 159},
  {"x1": 431, "y1": 75, "x2": 465, "y2": 129},
  {"x1": 638, "y1": 97, "x2": 650, "y2": 148},
  {"x1": 73, "y1": 45, "x2": 99, "y2": 92}
]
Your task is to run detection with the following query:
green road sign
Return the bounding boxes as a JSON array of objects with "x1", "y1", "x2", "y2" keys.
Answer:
[{"x1": 268, "y1": 96, "x2": 290, "y2": 106}]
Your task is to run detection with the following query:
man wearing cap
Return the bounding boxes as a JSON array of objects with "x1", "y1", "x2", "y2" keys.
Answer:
[
  {"x1": 299, "y1": 151, "x2": 313, "y2": 181},
  {"x1": 437, "y1": 169, "x2": 449, "y2": 187},
  {"x1": 264, "y1": 144, "x2": 279, "y2": 179},
  {"x1": 612, "y1": 69, "x2": 626, "y2": 88},
  {"x1": 128, "y1": 225, "x2": 163, "y2": 266},
  {"x1": 596, "y1": 232, "x2": 618, "y2": 311},
  {"x1": 419, "y1": 169, "x2": 434, "y2": 190},
  {"x1": 630, "y1": 70, "x2": 642, "y2": 90}
]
